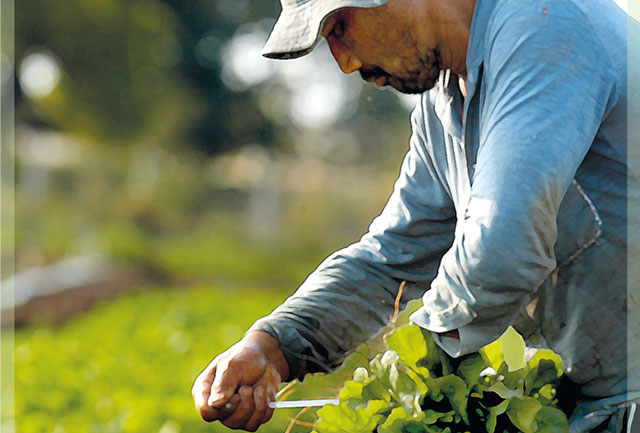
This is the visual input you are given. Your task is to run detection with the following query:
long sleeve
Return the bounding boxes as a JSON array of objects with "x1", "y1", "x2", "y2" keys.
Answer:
[
  {"x1": 249, "y1": 100, "x2": 458, "y2": 379},
  {"x1": 410, "y1": 1, "x2": 617, "y2": 357}
]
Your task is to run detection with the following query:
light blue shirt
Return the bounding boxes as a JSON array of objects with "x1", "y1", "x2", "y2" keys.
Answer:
[{"x1": 251, "y1": 0, "x2": 640, "y2": 429}]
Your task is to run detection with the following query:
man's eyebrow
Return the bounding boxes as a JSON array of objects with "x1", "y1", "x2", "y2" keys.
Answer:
[
  {"x1": 320, "y1": 14, "x2": 340, "y2": 38},
  {"x1": 321, "y1": 19, "x2": 334, "y2": 37}
]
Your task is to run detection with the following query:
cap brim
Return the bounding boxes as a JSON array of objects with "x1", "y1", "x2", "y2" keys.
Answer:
[{"x1": 261, "y1": 0, "x2": 387, "y2": 60}]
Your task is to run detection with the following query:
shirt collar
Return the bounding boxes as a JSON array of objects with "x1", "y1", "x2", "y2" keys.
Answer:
[{"x1": 464, "y1": 0, "x2": 496, "y2": 95}]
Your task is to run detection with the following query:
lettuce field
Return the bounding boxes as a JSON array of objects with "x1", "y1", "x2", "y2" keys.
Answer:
[{"x1": 13, "y1": 284, "x2": 340, "y2": 433}]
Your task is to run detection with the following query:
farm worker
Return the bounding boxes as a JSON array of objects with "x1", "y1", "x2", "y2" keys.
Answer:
[{"x1": 192, "y1": 0, "x2": 640, "y2": 431}]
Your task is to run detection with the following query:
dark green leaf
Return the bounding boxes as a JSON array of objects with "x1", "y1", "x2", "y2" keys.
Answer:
[{"x1": 505, "y1": 397, "x2": 542, "y2": 433}]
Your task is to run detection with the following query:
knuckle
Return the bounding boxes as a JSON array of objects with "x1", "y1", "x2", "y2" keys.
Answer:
[
  {"x1": 240, "y1": 386, "x2": 253, "y2": 399},
  {"x1": 216, "y1": 358, "x2": 232, "y2": 373},
  {"x1": 224, "y1": 358, "x2": 245, "y2": 374}
]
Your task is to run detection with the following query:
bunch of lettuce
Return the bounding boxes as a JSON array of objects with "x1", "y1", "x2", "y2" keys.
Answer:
[{"x1": 313, "y1": 325, "x2": 568, "y2": 433}]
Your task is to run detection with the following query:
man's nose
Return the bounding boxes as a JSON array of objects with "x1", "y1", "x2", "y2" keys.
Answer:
[{"x1": 326, "y1": 34, "x2": 362, "y2": 74}]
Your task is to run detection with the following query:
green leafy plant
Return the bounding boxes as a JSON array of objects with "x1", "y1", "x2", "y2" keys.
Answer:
[{"x1": 313, "y1": 325, "x2": 568, "y2": 433}]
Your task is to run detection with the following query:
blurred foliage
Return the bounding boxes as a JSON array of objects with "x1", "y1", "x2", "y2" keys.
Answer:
[
  {"x1": 15, "y1": 0, "x2": 278, "y2": 152},
  {"x1": 16, "y1": 0, "x2": 187, "y2": 144},
  {"x1": 157, "y1": 0, "x2": 279, "y2": 154},
  {"x1": 13, "y1": 139, "x2": 404, "y2": 279},
  {"x1": 13, "y1": 284, "x2": 309, "y2": 432}
]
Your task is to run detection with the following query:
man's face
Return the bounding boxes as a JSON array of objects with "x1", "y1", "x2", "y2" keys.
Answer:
[{"x1": 320, "y1": 2, "x2": 440, "y2": 94}]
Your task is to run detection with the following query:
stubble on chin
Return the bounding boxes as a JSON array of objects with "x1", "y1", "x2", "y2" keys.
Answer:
[{"x1": 359, "y1": 49, "x2": 440, "y2": 94}]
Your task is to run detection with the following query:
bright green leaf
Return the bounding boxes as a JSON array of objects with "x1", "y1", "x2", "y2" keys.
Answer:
[
  {"x1": 378, "y1": 406, "x2": 428, "y2": 433},
  {"x1": 499, "y1": 327, "x2": 527, "y2": 372},
  {"x1": 480, "y1": 339, "x2": 504, "y2": 372},
  {"x1": 385, "y1": 325, "x2": 440, "y2": 371},
  {"x1": 315, "y1": 400, "x2": 389, "y2": 433},
  {"x1": 538, "y1": 384, "x2": 554, "y2": 400},
  {"x1": 340, "y1": 380, "x2": 365, "y2": 402}
]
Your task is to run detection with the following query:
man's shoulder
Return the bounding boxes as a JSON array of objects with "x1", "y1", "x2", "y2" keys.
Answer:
[
  {"x1": 488, "y1": 0, "x2": 622, "y2": 25},
  {"x1": 479, "y1": 0, "x2": 627, "y2": 105},
  {"x1": 485, "y1": 0, "x2": 627, "y2": 57}
]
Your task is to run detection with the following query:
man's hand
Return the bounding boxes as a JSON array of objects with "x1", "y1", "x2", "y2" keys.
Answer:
[{"x1": 192, "y1": 331, "x2": 290, "y2": 431}]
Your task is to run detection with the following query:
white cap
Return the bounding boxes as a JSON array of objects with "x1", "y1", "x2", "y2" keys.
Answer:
[{"x1": 261, "y1": 0, "x2": 387, "y2": 59}]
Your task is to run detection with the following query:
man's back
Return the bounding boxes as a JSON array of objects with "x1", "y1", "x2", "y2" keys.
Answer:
[{"x1": 410, "y1": 0, "x2": 639, "y2": 428}]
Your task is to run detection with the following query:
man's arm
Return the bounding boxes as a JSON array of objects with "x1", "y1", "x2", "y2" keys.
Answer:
[
  {"x1": 192, "y1": 90, "x2": 455, "y2": 430},
  {"x1": 411, "y1": 1, "x2": 617, "y2": 356},
  {"x1": 248, "y1": 96, "x2": 460, "y2": 379},
  {"x1": 192, "y1": 92, "x2": 459, "y2": 427}
]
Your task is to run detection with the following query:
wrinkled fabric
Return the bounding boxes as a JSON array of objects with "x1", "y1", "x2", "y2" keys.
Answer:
[
  {"x1": 249, "y1": 0, "x2": 639, "y2": 430},
  {"x1": 568, "y1": 394, "x2": 640, "y2": 433}
]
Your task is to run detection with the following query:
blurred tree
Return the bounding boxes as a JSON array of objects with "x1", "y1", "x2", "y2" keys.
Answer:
[
  {"x1": 158, "y1": 0, "x2": 279, "y2": 154},
  {"x1": 16, "y1": 0, "x2": 183, "y2": 144},
  {"x1": 15, "y1": 0, "x2": 278, "y2": 153}
]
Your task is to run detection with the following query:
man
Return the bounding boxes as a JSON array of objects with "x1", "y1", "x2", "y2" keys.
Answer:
[{"x1": 192, "y1": 0, "x2": 640, "y2": 431}]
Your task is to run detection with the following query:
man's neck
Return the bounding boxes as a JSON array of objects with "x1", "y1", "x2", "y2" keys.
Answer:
[{"x1": 423, "y1": 0, "x2": 475, "y2": 77}]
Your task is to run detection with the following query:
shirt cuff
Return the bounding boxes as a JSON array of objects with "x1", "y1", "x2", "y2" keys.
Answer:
[
  {"x1": 410, "y1": 291, "x2": 495, "y2": 358},
  {"x1": 247, "y1": 317, "x2": 308, "y2": 381},
  {"x1": 408, "y1": 289, "x2": 476, "y2": 333},
  {"x1": 430, "y1": 325, "x2": 495, "y2": 358}
]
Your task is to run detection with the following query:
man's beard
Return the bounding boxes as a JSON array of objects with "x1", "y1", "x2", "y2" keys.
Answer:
[{"x1": 359, "y1": 53, "x2": 440, "y2": 94}]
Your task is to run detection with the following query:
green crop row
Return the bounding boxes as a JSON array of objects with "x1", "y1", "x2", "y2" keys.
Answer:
[{"x1": 12, "y1": 284, "x2": 333, "y2": 433}]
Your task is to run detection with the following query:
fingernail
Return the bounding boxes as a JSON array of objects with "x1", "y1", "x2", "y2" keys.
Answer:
[
  {"x1": 267, "y1": 385, "x2": 276, "y2": 400},
  {"x1": 256, "y1": 388, "x2": 265, "y2": 398},
  {"x1": 351, "y1": 58, "x2": 362, "y2": 69}
]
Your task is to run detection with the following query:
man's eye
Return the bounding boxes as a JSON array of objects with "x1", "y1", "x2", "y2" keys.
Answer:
[{"x1": 332, "y1": 21, "x2": 344, "y2": 37}]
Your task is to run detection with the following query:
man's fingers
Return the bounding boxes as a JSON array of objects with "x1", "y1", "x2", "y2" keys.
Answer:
[
  {"x1": 198, "y1": 394, "x2": 240, "y2": 423},
  {"x1": 192, "y1": 360, "x2": 218, "y2": 412},
  {"x1": 250, "y1": 365, "x2": 280, "y2": 427},
  {"x1": 198, "y1": 405, "x2": 220, "y2": 423},
  {"x1": 221, "y1": 385, "x2": 255, "y2": 430},
  {"x1": 260, "y1": 384, "x2": 277, "y2": 425},
  {"x1": 192, "y1": 382, "x2": 211, "y2": 415},
  {"x1": 244, "y1": 386, "x2": 268, "y2": 432},
  {"x1": 208, "y1": 359, "x2": 240, "y2": 407}
]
